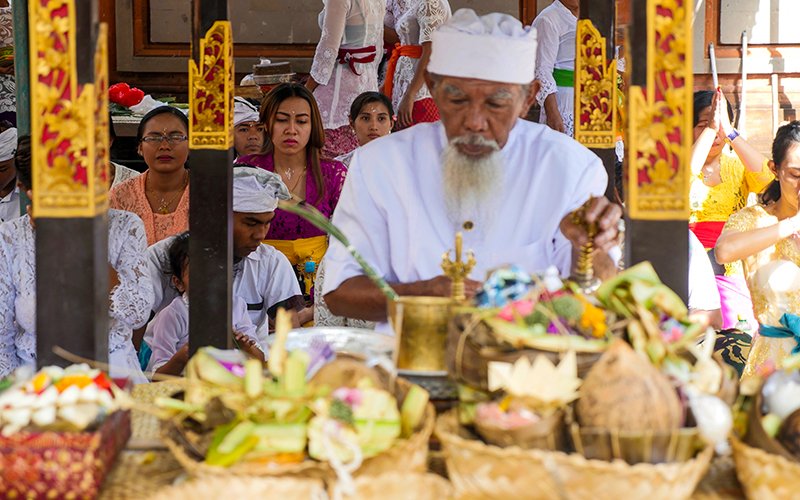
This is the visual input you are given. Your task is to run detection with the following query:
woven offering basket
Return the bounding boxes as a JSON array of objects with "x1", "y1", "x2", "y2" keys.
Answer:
[
  {"x1": 344, "y1": 472, "x2": 454, "y2": 499},
  {"x1": 436, "y1": 410, "x2": 713, "y2": 500},
  {"x1": 149, "y1": 476, "x2": 327, "y2": 500},
  {"x1": 448, "y1": 311, "x2": 604, "y2": 392},
  {"x1": 732, "y1": 436, "x2": 800, "y2": 500},
  {"x1": 162, "y1": 376, "x2": 435, "y2": 482},
  {"x1": 568, "y1": 423, "x2": 703, "y2": 464}
]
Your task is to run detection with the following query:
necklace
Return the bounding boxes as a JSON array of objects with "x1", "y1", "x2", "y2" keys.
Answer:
[
  {"x1": 146, "y1": 171, "x2": 188, "y2": 215},
  {"x1": 277, "y1": 165, "x2": 307, "y2": 197}
]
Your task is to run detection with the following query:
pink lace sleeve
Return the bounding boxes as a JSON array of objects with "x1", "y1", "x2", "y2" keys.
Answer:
[{"x1": 324, "y1": 160, "x2": 348, "y2": 215}]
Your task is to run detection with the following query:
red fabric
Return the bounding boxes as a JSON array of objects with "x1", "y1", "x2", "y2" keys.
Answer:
[
  {"x1": 393, "y1": 97, "x2": 440, "y2": 130},
  {"x1": 382, "y1": 43, "x2": 423, "y2": 98},
  {"x1": 690, "y1": 221, "x2": 726, "y2": 249},
  {"x1": 336, "y1": 46, "x2": 377, "y2": 75},
  {"x1": 322, "y1": 124, "x2": 359, "y2": 159}
]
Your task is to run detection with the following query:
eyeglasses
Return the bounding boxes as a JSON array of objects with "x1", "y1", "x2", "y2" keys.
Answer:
[{"x1": 141, "y1": 133, "x2": 188, "y2": 145}]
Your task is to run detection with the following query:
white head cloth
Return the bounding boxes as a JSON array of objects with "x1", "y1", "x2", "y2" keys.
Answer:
[
  {"x1": 232, "y1": 166, "x2": 290, "y2": 213},
  {"x1": 428, "y1": 9, "x2": 537, "y2": 85},
  {"x1": 234, "y1": 97, "x2": 260, "y2": 126},
  {"x1": 0, "y1": 127, "x2": 17, "y2": 162}
]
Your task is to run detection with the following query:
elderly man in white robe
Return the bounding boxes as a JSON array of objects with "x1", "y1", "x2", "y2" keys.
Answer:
[
  {"x1": 145, "y1": 167, "x2": 304, "y2": 346},
  {"x1": 323, "y1": 9, "x2": 622, "y2": 323}
]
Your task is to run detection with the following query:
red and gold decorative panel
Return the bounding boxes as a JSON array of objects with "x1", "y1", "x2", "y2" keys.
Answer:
[
  {"x1": 574, "y1": 19, "x2": 617, "y2": 148},
  {"x1": 626, "y1": 0, "x2": 693, "y2": 220},
  {"x1": 189, "y1": 21, "x2": 233, "y2": 150},
  {"x1": 29, "y1": 0, "x2": 109, "y2": 218}
]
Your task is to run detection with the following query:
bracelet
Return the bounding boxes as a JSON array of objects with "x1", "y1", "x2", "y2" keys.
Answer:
[{"x1": 725, "y1": 129, "x2": 740, "y2": 144}]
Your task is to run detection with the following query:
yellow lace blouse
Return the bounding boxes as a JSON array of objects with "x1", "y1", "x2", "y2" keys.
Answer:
[
  {"x1": 722, "y1": 205, "x2": 800, "y2": 379},
  {"x1": 689, "y1": 153, "x2": 774, "y2": 224}
]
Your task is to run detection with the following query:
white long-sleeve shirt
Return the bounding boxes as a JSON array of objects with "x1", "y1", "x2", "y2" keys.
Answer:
[
  {"x1": 146, "y1": 295, "x2": 262, "y2": 372},
  {"x1": 532, "y1": 0, "x2": 577, "y2": 135},
  {"x1": 0, "y1": 210, "x2": 154, "y2": 382},
  {"x1": 322, "y1": 120, "x2": 606, "y2": 315}
]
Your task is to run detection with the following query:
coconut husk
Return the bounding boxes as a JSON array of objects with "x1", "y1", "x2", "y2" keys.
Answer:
[
  {"x1": 474, "y1": 409, "x2": 565, "y2": 451},
  {"x1": 576, "y1": 340, "x2": 683, "y2": 432},
  {"x1": 447, "y1": 311, "x2": 603, "y2": 392},
  {"x1": 436, "y1": 410, "x2": 713, "y2": 500},
  {"x1": 744, "y1": 380, "x2": 798, "y2": 462},
  {"x1": 777, "y1": 408, "x2": 800, "y2": 459},
  {"x1": 732, "y1": 436, "x2": 800, "y2": 500}
]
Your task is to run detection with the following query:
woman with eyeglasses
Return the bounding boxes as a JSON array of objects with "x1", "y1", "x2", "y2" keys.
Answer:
[{"x1": 110, "y1": 106, "x2": 190, "y2": 246}]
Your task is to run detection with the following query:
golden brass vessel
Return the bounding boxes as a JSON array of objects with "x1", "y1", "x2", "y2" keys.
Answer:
[{"x1": 388, "y1": 232, "x2": 475, "y2": 372}]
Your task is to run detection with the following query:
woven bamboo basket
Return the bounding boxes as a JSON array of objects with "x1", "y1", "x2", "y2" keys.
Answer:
[
  {"x1": 732, "y1": 436, "x2": 800, "y2": 500},
  {"x1": 149, "y1": 476, "x2": 327, "y2": 500},
  {"x1": 436, "y1": 410, "x2": 713, "y2": 500},
  {"x1": 568, "y1": 423, "x2": 703, "y2": 464},
  {"x1": 447, "y1": 311, "x2": 605, "y2": 392},
  {"x1": 344, "y1": 472, "x2": 453, "y2": 499},
  {"x1": 162, "y1": 376, "x2": 435, "y2": 482}
]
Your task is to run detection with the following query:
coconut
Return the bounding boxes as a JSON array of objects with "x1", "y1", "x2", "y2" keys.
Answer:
[
  {"x1": 576, "y1": 340, "x2": 683, "y2": 432},
  {"x1": 778, "y1": 408, "x2": 800, "y2": 460}
]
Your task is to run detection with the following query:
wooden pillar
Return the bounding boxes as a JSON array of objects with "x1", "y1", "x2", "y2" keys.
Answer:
[
  {"x1": 30, "y1": 0, "x2": 110, "y2": 366},
  {"x1": 574, "y1": 0, "x2": 617, "y2": 201},
  {"x1": 188, "y1": 1, "x2": 233, "y2": 353},
  {"x1": 13, "y1": 0, "x2": 30, "y2": 216},
  {"x1": 623, "y1": 0, "x2": 691, "y2": 302}
]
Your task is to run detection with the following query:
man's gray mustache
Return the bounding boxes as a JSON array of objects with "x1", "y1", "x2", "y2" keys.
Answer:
[{"x1": 450, "y1": 135, "x2": 500, "y2": 151}]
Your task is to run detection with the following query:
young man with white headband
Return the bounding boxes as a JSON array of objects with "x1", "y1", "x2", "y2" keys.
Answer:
[
  {"x1": 233, "y1": 97, "x2": 265, "y2": 158},
  {"x1": 0, "y1": 125, "x2": 18, "y2": 223},
  {"x1": 145, "y1": 166, "x2": 303, "y2": 345},
  {"x1": 323, "y1": 9, "x2": 622, "y2": 323}
]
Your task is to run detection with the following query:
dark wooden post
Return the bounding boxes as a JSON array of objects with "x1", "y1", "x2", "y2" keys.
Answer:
[
  {"x1": 13, "y1": 0, "x2": 30, "y2": 215},
  {"x1": 188, "y1": 1, "x2": 234, "y2": 353},
  {"x1": 574, "y1": 0, "x2": 617, "y2": 200},
  {"x1": 623, "y1": 0, "x2": 690, "y2": 301},
  {"x1": 30, "y1": 0, "x2": 110, "y2": 366}
]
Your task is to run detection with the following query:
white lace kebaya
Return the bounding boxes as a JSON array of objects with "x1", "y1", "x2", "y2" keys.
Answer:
[
  {"x1": 310, "y1": 0, "x2": 386, "y2": 130},
  {"x1": 0, "y1": 209, "x2": 154, "y2": 383}
]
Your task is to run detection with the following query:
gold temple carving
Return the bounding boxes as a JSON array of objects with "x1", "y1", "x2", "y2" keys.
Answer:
[
  {"x1": 574, "y1": 19, "x2": 617, "y2": 148},
  {"x1": 29, "y1": 0, "x2": 109, "y2": 218},
  {"x1": 189, "y1": 21, "x2": 234, "y2": 150},
  {"x1": 626, "y1": 0, "x2": 692, "y2": 220}
]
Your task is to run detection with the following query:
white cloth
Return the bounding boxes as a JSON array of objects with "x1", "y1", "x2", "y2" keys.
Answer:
[
  {"x1": 147, "y1": 239, "x2": 302, "y2": 345},
  {"x1": 310, "y1": 0, "x2": 386, "y2": 129},
  {"x1": 428, "y1": 9, "x2": 537, "y2": 85},
  {"x1": 533, "y1": 0, "x2": 576, "y2": 135},
  {"x1": 314, "y1": 257, "x2": 376, "y2": 329},
  {"x1": 234, "y1": 97, "x2": 260, "y2": 127},
  {"x1": 385, "y1": 0, "x2": 451, "y2": 110},
  {"x1": 111, "y1": 161, "x2": 140, "y2": 188},
  {"x1": 0, "y1": 210, "x2": 154, "y2": 382},
  {"x1": 232, "y1": 166, "x2": 290, "y2": 213},
  {"x1": 0, "y1": 127, "x2": 16, "y2": 161},
  {"x1": 323, "y1": 120, "x2": 607, "y2": 323},
  {"x1": 688, "y1": 231, "x2": 721, "y2": 312},
  {"x1": 0, "y1": 185, "x2": 19, "y2": 223},
  {"x1": 146, "y1": 295, "x2": 262, "y2": 372}
]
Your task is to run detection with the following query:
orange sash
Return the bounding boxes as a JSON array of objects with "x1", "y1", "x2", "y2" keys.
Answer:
[{"x1": 382, "y1": 43, "x2": 423, "y2": 99}]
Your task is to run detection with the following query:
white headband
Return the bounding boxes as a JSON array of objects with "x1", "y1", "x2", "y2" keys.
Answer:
[
  {"x1": 232, "y1": 166, "x2": 290, "y2": 213},
  {"x1": 0, "y1": 127, "x2": 17, "y2": 162},
  {"x1": 428, "y1": 9, "x2": 537, "y2": 85},
  {"x1": 234, "y1": 97, "x2": 260, "y2": 127}
]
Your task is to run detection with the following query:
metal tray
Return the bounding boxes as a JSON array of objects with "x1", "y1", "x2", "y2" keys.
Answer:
[{"x1": 265, "y1": 327, "x2": 395, "y2": 359}]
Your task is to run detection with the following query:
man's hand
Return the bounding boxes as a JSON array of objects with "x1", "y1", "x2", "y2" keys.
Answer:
[
  {"x1": 560, "y1": 197, "x2": 622, "y2": 253},
  {"x1": 234, "y1": 331, "x2": 265, "y2": 361},
  {"x1": 417, "y1": 275, "x2": 481, "y2": 299}
]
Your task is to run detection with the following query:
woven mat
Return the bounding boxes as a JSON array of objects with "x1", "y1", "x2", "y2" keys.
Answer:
[
  {"x1": 99, "y1": 451, "x2": 184, "y2": 499},
  {"x1": 129, "y1": 381, "x2": 182, "y2": 449}
]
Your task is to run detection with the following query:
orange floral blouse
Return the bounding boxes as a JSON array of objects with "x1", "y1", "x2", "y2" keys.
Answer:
[{"x1": 109, "y1": 170, "x2": 190, "y2": 246}]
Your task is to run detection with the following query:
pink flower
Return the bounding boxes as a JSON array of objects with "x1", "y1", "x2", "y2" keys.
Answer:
[
  {"x1": 332, "y1": 387, "x2": 363, "y2": 407},
  {"x1": 497, "y1": 299, "x2": 535, "y2": 321}
]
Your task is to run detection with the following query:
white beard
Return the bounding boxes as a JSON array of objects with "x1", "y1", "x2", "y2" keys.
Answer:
[{"x1": 441, "y1": 136, "x2": 503, "y2": 233}]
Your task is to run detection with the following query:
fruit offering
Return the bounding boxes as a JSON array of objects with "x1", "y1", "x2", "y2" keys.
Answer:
[{"x1": 0, "y1": 364, "x2": 123, "y2": 435}]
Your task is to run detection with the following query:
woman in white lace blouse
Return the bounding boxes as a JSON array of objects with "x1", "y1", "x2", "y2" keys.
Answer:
[
  {"x1": 383, "y1": 0, "x2": 451, "y2": 128},
  {"x1": 306, "y1": 0, "x2": 386, "y2": 159},
  {"x1": 0, "y1": 136, "x2": 154, "y2": 383}
]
